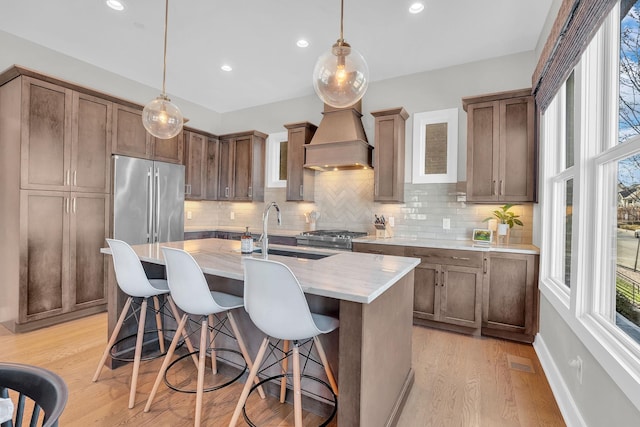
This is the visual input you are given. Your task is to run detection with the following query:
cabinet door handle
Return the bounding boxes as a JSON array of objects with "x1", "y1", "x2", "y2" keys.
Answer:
[
  {"x1": 483, "y1": 258, "x2": 488, "y2": 274},
  {"x1": 441, "y1": 271, "x2": 445, "y2": 286},
  {"x1": 225, "y1": 186, "x2": 229, "y2": 198},
  {"x1": 300, "y1": 185, "x2": 304, "y2": 197},
  {"x1": 73, "y1": 170, "x2": 77, "y2": 186},
  {"x1": 185, "y1": 184, "x2": 192, "y2": 195},
  {"x1": 248, "y1": 186, "x2": 252, "y2": 198},
  {"x1": 368, "y1": 249, "x2": 384, "y2": 254},
  {"x1": 492, "y1": 180, "x2": 497, "y2": 196},
  {"x1": 451, "y1": 256, "x2": 470, "y2": 261},
  {"x1": 500, "y1": 180, "x2": 504, "y2": 196},
  {"x1": 72, "y1": 197, "x2": 76, "y2": 214},
  {"x1": 374, "y1": 182, "x2": 378, "y2": 196},
  {"x1": 65, "y1": 197, "x2": 69, "y2": 214},
  {"x1": 66, "y1": 170, "x2": 70, "y2": 186}
]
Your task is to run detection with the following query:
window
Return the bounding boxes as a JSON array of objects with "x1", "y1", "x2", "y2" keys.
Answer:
[
  {"x1": 541, "y1": 0, "x2": 640, "y2": 401},
  {"x1": 266, "y1": 132, "x2": 287, "y2": 188}
]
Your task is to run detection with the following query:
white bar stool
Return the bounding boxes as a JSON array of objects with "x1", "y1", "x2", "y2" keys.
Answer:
[
  {"x1": 229, "y1": 257, "x2": 339, "y2": 427},
  {"x1": 144, "y1": 247, "x2": 265, "y2": 427},
  {"x1": 92, "y1": 239, "x2": 197, "y2": 409}
]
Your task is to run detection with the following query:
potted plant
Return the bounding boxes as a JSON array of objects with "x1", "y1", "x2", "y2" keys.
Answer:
[{"x1": 483, "y1": 204, "x2": 524, "y2": 236}]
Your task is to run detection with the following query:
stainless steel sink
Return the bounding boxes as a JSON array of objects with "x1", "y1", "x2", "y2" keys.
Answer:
[{"x1": 252, "y1": 248, "x2": 332, "y2": 260}]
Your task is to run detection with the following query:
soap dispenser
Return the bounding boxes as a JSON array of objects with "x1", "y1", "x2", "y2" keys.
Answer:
[{"x1": 241, "y1": 226, "x2": 254, "y2": 254}]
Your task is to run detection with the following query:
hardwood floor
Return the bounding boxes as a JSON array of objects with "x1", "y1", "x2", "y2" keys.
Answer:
[{"x1": 0, "y1": 313, "x2": 565, "y2": 426}]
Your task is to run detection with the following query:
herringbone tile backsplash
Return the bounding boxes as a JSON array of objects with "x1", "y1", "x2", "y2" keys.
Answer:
[{"x1": 185, "y1": 169, "x2": 533, "y2": 244}]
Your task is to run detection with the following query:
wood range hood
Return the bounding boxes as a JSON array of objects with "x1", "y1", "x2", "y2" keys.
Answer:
[{"x1": 304, "y1": 100, "x2": 373, "y2": 171}]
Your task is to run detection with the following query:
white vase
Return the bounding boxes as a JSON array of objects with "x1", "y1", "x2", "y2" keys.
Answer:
[{"x1": 497, "y1": 223, "x2": 509, "y2": 236}]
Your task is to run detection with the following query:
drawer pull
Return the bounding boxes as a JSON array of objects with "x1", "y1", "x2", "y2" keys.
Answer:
[{"x1": 451, "y1": 256, "x2": 471, "y2": 261}]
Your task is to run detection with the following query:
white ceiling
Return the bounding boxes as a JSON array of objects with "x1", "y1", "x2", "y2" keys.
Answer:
[{"x1": 0, "y1": 0, "x2": 553, "y2": 113}]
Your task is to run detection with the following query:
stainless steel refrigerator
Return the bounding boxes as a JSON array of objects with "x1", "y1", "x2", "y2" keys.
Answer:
[{"x1": 112, "y1": 155, "x2": 184, "y2": 244}]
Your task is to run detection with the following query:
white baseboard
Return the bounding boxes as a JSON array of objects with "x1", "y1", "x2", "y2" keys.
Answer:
[{"x1": 533, "y1": 334, "x2": 587, "y2": 427}]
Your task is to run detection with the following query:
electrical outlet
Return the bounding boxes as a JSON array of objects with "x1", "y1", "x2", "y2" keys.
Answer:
[
  {"x1": 388, "y1": 216, "x2": 395, "y2": 227},
  {"x1": 186, "y1": 211, "x2": 192, "y2": 220},
  {"x1": 230, "y1": 211, "x2": 235, "y2": 220},
  {"x1": 569, "y1": 356, "x2": 583, "y2": 384},
  {"x1": 443, "y1": 218, "x2": 451, "y2": 230}
]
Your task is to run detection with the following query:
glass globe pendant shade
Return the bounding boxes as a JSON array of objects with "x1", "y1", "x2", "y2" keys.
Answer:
[
  {"x1": 313, "y1": 41, "x2": 369, "y2": 109},
  {"x1": 142, "y1": 95, "x2": 183, "y2": 139}
]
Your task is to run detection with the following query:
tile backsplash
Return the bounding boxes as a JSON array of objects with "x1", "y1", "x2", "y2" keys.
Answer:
[{"x1": 185, "y1": 169, "x2": 533, "y2": 244}]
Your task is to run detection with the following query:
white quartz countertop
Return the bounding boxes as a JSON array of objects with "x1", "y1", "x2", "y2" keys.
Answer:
[
  {"x1": 102, "y1": 238, "x2": 420, "y2": 304},
  {"x1": 352, "y1": 236, "x2": 540, "y2": 255}
]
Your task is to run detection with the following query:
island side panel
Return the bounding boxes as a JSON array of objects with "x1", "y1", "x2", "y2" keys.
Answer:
[{"x1": 338, "y1": 270, "x2": 415, "y2": 426}]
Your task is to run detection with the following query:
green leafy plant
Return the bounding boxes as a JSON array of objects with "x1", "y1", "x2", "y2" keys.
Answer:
[{"x1": 483, "y1": 204, "x2": 524, "y2": 228}]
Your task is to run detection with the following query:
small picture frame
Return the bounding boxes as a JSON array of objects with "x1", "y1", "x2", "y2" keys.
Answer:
[{"x1": 472, "y1": 228, "x2": 492, "y2": 244}]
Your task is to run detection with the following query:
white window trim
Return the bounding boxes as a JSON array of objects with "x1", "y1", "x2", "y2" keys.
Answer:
[{"x1": 266, "y1": 131, "x2": 287, "y2": 188}]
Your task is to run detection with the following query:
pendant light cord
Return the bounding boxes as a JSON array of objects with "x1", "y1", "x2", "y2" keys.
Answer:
[
  {"x1": 339, "y1": 0, "x2": 344, "y2": 44},
  {"x1": 161, "y1": 0, "x2": 169, "y2": 96}
]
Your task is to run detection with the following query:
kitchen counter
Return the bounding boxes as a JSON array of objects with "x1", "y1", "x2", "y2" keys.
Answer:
[
  {"x1": 102, "y1": 238, "x2": 417, "y2": 304},
  {"x1": 352, "y1": 236, "x2": 540, "y2": 255},
  {"x1": 102, "y1": 238, "x2": 419, "y2": 426}
]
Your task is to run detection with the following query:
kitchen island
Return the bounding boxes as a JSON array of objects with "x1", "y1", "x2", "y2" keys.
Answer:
[{"x1": 103, "y1": 238, "x2": 420, "y2": 426}]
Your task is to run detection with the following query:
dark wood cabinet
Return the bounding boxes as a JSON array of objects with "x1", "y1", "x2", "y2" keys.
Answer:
[
  {"x1": 482, "y1": 252, "x2": 539, "y2": 343},
  {"x1": 371, "y1": 107, "x2": 408, "y2": 203},
  {"x1": 218, "y1": 131, "x2": 266, "y2": 202},
  {"x1": 20, "y1": 78, "x2": 112, "y2": 193},
  {"x1": 354, "y1": 240, "x2": 539, "y2": 342},
  {"x1": 285, "y1": 122, "x2": 317, "y2": 201},
  {"x1": 184, "y1": 131, "x2": 206, "y2": 200},
  {"x1": 463, "y1": 89, "x2": 536, "y2": 202},
  {"x1": 185, "y1": 130, "x2": 220, "y2": 201},
  {"x1": 18, "y1": 190, "x2": 108, "y2": 325},
  {"x1": 408, "y1": 247, "x2": 483, "y2": 331},
  {"x1": 112, "y1": 103, "x2": 183, "y2": 164},
  {"x1": 0, "y1": 70, "x2": 110, "y2": 332}
]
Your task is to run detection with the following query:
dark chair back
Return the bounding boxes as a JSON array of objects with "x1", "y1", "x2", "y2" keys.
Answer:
[{"x1": 0, "y1": 363, "x2": 68, "y2": 427}]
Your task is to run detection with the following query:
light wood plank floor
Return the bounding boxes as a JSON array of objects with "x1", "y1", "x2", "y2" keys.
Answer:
[{"x1": 0, "y1": 313, "x2": 565, "y2": 426}]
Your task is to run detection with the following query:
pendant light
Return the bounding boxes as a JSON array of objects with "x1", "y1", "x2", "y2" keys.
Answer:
[
  {"x1": 142, "y1": 0, "x2": 183, "y2": 139},
  {"x1": 312, "y1": 0, "x2": 369, "y2": 109}
]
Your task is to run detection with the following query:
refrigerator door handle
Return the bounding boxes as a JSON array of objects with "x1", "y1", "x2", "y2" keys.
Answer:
[
  {"x1": 155, "y1": 167, "x2": 161, "y2": 243},
  {"x1": 147, "y1": 167, "x2": 153, "y2": 243}
]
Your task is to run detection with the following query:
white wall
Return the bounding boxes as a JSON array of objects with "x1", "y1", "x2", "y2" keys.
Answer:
[
  {"x1": 0, "y1": 30, "x2": 221, "y2": 133},
  {"x1": 536, "y1": 297, "x2": 639, "y2": 426}
]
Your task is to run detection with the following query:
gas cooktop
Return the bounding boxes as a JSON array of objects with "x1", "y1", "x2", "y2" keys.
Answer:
[{"x1": 296, "y1": 230, "x2": 367, "y2": 250}]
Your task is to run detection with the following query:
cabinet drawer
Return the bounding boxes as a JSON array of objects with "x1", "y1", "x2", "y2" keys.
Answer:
[
  {"x1": 352, "y1": 242, "x2": 405, "y2": 256},
  {"x1": 405, "y1": 247, "x2": 483, "y2": 268}
]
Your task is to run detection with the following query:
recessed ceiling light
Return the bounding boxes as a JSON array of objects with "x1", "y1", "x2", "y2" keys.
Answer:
[
  {"x1": 409, "y1": 2, "x2": 424, "y2": 14},
  {"x1": 221, "y1": 64, "x2": 233, "y2": 72},
  {"x1": 296, "y1": 39, "x2": 309, "y2": 48},
  {"x1": 106, "y1": 0, "x2": 125, "y2": 11}
]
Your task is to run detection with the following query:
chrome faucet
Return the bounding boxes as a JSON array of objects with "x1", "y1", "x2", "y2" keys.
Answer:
[{"x1": 260, "y1": 201, "x2": 281, "y2": 259}]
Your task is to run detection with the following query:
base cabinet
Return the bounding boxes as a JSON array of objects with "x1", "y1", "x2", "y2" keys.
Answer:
[
  {"x1": 353, "y1": 242, "x2": 538, "y2": 342},
  {"x1": 410, "y1": 251, "x2": 482, "y2": 331},
  {"x1": 482, "y1": 252, "x2": 539, "y2": 343}
]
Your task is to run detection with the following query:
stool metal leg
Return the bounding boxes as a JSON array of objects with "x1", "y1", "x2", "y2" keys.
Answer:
[
  {"x1": 292, "y1": 342, "x2": 302, "y2": 427},
  {"x1": 208, "y1": 314, "x2": 217, "y2": 375},
  {"x1": 152, "y1": 296, "x2": 166, "y2": 354},
  {"x1": 280, "y1": 340, "x2": 290, "y2": 403},
  {"x1": 195, "y1": 318, "x2": 208, "y2": 427},
  {"x1": 129, "y1": 297, "x2": 148, "y2": 408},
  {"x1": 229, "y1": 337, "x2": 269, "y2": 427},
  {"x1": 144, "y1": 313, "x2": 189, "y2": 413},
  {"x1": 227, "y1": 311, "x2": 266, "y2": 399},
  {"x1": 313, "y1": 336, "x2": 338, "y2": 396},
  {"x1": 92, "y1": 296, "x2": 133, "y2": 382}
]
